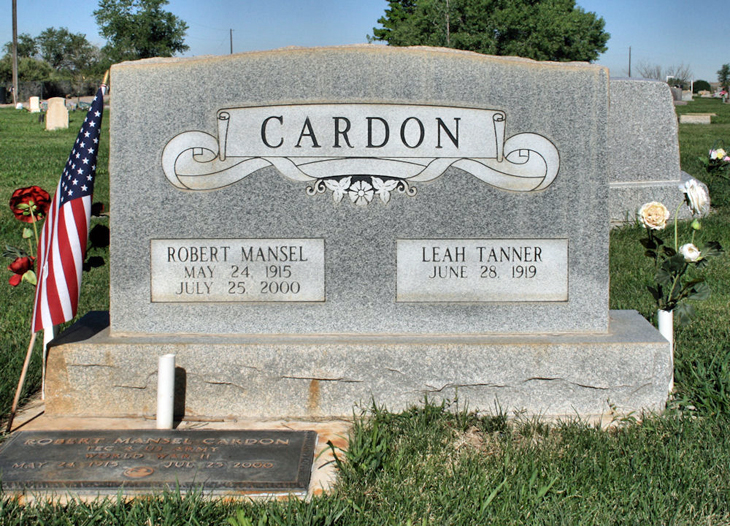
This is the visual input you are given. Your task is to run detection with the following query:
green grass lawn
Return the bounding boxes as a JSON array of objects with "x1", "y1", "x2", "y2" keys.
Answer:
[
  {"x1": 0, "y1": 108, "x2": 110, "y2": 420},
  {"x1": 1, "y1": 97, "x2": 730, "y2": 524}
]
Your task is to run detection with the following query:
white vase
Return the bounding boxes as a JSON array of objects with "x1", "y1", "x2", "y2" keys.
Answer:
[{"x1": 658, "y1": 309, "x2": 674, "y2": 392}]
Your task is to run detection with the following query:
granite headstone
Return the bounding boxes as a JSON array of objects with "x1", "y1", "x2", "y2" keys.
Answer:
[
  {"x1": 608, "y1": 78, "x2": 709, "y2": 224},
  {"x1": 46, "y1": 46, "x2": 671, "y2": 419}
]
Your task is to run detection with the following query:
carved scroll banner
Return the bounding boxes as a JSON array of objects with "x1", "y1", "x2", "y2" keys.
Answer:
[{"x1": 162, "y1": 104, "x2": 560, "y2": 205}]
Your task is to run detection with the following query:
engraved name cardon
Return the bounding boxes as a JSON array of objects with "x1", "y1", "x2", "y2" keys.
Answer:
[
  {"x1": 259, "y1": 114, "x2": 462, "y2": 150},
  {"x1": 162, "y1": 104, "x2": 560, "y2": 205},
  {"x1": 150, "y1": 239, "x2": 325, "y2": 302},
  {"x1": 397, "y1": 239, "x2": 569, "y2": 302}
]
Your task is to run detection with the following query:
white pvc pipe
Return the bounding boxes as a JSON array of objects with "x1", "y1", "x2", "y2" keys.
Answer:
[
  {"x1": 156, "y1": 354, "x2": 176, "y2": 429},
  {"x1": 657, "y1": 310, "x2": 674, "y2": 393},
  {"x1": 41, "y1": 325, "x2": 57, "y2": 400}
]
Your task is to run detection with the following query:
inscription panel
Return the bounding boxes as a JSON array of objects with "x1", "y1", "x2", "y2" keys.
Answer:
[
  {"x1": 162, "y1": 104, "x2": 560, "y2": 196},
  {"x1": 0, "y1": 430, "x2": 316, "y2": 494},
  {"x1": 151, "y1": 238, "x2": 325, "y2": 302},
  {"x1": 397, "y1": 239, "x2": 569, "y2": 302}
]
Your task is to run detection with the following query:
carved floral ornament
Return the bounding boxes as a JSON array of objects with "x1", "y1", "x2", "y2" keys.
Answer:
[{"x1": 161, "y1": 104, "x2": 560, "y2": 205}]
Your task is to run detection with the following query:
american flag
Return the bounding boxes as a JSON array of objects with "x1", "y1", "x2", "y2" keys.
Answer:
[{"x1": 32, "y1": 86, "x2": 106, "y2": 333}]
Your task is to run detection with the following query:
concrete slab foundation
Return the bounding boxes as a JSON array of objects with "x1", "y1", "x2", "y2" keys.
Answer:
[{"x1": 46, "y1": 310, "x2": 671, "y2": 420}]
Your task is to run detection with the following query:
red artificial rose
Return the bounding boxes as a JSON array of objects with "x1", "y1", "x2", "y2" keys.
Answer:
[
  {"x1": 9, "y1": 186, "x2": 51, "y2": 223},
  {"x1": 8, "y1": 256, "x2": 34, "y2": 287}
]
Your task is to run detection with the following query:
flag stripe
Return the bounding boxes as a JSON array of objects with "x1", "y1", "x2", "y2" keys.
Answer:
[
  {"x1": 33, "y1": 178, "x2": 61, "y2": 331},
  {"x1": 32, "y1": 86, "x2": 105, "y2": 334},
  {"x1": 55, "y1": 208, "x2": 77, "y2": 318},
  {"x1": 59, "y1": 199, "x2": 86, "y2": 307}
]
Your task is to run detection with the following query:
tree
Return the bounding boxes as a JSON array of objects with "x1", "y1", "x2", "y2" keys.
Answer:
[
  {"x1": 35, "y1": 27, "x2": 101, "y2": 78},
  {"x1": 0, "y1": 55, "x2": 54, "y2": 82},
  {"x1": 2, "y1": 28, "x2": 101, "y2": 83},
  {"x1": 665, "y1": 63, "x2": 693, "y2": 89},
  {"x1": 636, "y1": 62, "x2": 693, "y2": 89},
  {"x1": 371, "y1": 0, "x2": 609, "y2": 62},
  {"x1": 2, "y1": 33, "x2": 37, "y2": 58},
  {"x1": 94, "y1": 0, "x2": 189, "y2": 63},
  {"x1": 635, "y1": 62, "x2": 662, "y2": 80},
  {"x1": 718, "y1": 64, "x2": 730, "y2": 91},
  {"x1": 693, "y1": 80, "x2": 711, "y2": 94}
]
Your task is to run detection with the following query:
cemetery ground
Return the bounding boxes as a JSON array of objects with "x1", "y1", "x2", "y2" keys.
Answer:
[{"x1": 0, "y1": 98, "x2": 729, "y2": 524}]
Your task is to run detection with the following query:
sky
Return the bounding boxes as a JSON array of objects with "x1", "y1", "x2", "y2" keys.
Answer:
[{"x1": 2, "y1": 0, "x2": 727, "y2": 83}]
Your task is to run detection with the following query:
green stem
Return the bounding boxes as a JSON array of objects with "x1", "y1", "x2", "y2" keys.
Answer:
[
  {"x1": 666, "y1": 263, "x2": 687, "y2": 310},
  {"x1": 673, "y1": 201, "x2": 683, "y2": 252},
  {"x1": 28, "y1": 206, "x2": 40, "y2": 259},
  {"x1": 649, "y1": 229, "x2": 660, "y2": 272}
]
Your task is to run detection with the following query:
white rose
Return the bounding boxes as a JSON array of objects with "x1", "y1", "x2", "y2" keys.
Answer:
[
  {"x1": 680, "y1": 179, "x2": 709, "y2": 216},
  {"x1": 638, "y1": 202, "x2": 670, "y2": 230},
  {"x1": 679, "y1": 243, "x2": 701, "y2": 262}
]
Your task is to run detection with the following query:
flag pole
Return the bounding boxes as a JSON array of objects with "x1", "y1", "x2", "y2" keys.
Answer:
[
  {"x1": 39, "y1": 73, "x2": 108, "y2": 400},
  {"x1": 22, "y1": 76, "x2": 109, "y2": 432},
  {"x1": 6, "y1": 332, "x2": 38, "y2": 433}
]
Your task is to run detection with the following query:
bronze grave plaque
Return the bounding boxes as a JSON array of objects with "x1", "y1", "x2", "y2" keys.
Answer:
[{"x1": 0, "y1": 430, "x2": 317, "y2": 496}]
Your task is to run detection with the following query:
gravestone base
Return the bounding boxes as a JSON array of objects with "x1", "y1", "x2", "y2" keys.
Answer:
[
  {"x1": 609, "y1": 171, "x2": 708, "y2": 225},
  {"x1": 46, "y1": 311, "x2": 671, "y2": 420}
]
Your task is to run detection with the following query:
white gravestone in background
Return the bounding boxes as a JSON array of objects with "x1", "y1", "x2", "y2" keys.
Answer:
[{"x1": 45, "y1": 97, "x2": 69, "y2": 131}]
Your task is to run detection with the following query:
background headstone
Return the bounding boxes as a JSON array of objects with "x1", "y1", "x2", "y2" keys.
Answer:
[
  {"x1": 29, "y1": 96, "x2": 40, "y2": 113},
  {"x1": 679, "y1": 113, "x2": 714, "y2": 124},
  {"x1": 608, "y1": 78, "x2": 709, "y2": 224},
  {"x1": 46, "y1": 97, "x2": 69, "y2": 131}
]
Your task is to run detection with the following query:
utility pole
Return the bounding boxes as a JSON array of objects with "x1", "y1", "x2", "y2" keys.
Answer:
[
  {"x1": 230, "y1": 29, "x2": 233, "y2": 55},
  {"x1": 628, "y1": 46, "x2": 631, "y2": 77},
  {"x1": 12, "y1": 0, "x2": 19, "y2": 105}
]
